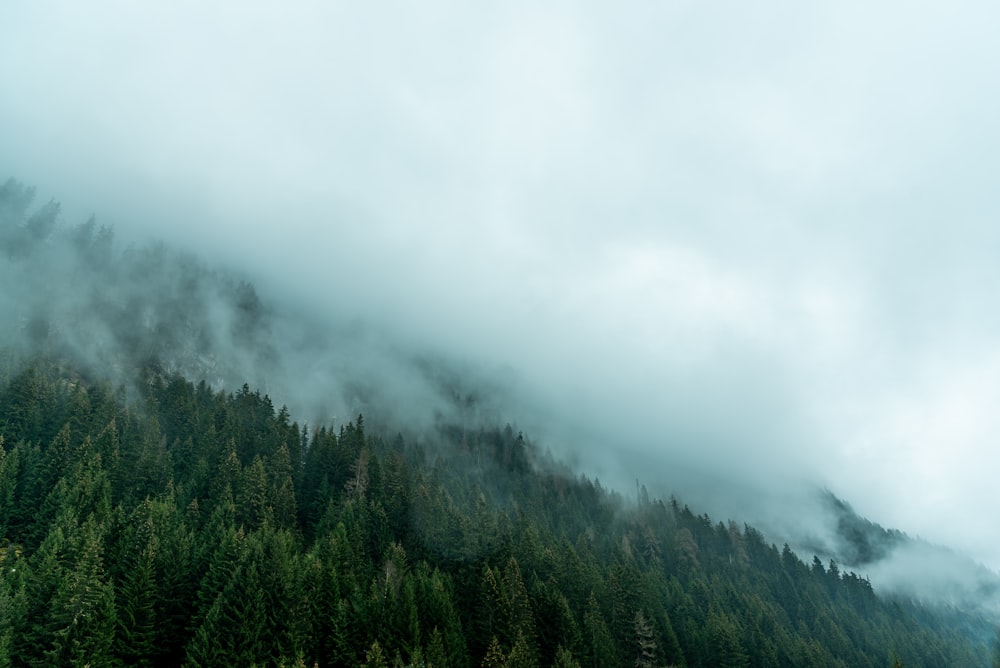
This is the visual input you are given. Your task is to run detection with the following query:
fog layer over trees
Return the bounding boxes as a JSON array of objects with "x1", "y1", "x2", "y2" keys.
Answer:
[{"x1": 1, "y1": 180, "x2": 999, "y2": 665}]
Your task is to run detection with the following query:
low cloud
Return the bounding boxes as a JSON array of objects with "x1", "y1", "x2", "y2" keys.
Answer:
[{"x1": 3, "y1": 1, "x2": 1000, "y2": 603}]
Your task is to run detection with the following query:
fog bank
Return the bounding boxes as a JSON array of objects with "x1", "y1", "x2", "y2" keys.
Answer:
[{"x1": 3, "y1": 1, "x2": 1000, "y2": 593}]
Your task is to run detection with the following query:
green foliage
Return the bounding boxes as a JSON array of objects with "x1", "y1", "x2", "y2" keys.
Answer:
[{"x1": 0, "y1": 357, "x2": 994, "y2": 666}]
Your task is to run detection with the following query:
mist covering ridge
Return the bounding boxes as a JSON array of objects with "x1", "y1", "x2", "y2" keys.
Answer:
[
  {"x1": 817, "y1": 492, "x2": 1000, "y2": 616},
  {"x1": 3, "y1": 176, "x2": 999, "y2": 623},
  {"x1": 0, "y1": 177, "x2": 514, "y2": 435}
]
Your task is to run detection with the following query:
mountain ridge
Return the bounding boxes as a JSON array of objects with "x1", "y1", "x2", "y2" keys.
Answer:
[{"x1": 1, "y1": 177, "x2": 997, "y2": 665}]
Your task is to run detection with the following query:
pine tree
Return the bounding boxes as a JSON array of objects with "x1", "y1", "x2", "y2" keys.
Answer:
[
  {"x1": 531, "y1": 578, "x2": 583, "y2": 665},
  {"x1": 236, "y1": 454, "x2": 270, "y2": 529},
  {"x1": 363, "y1": 639, "x2": 389, "y2": 668},
  {"x1": 704, "y1": 610, "x2": 749, "y2": 668},
  {"x1": 0, "y1": 440, "x2": 18, "y2": 541},
  {"x1": 634, "y1": 610, "x2": 658, "y2": 668},
  {"x1": 115, "y1": 504, "x2": 159, "y2": 666},
  {"x1": 553, "y1": 646, "x2": 582, "y2": 668},
  {"x1": 0, "y1": 544, "x2": 26, "y2": 668},
  {"x1": 506, "y1": 630, "x2": 538, "y2": 668},
  {"x1": 14, "y1": 521, "x2": 68, "y2": 665},
  {"x1": 185, "y1": 559, "x2": 268, "y2": 666},
  {"x1": 583, "y1": 593, "x2": 616, "y2": 668},
  {"x1": 426, "y1": 627, "x2": 449, "y2": 668},
  {"x1": 269, "y1": 444, "x2": 299, "y2": 530},
  {"x1": 45, "y1": 515, "x2": 117, "y2": 667},
  {"x1": 482, "y1": 636, "x2": 506, "y2": 668},
  {"x1": 659, "y1": 611, "x2": 684, "y2": 668}
]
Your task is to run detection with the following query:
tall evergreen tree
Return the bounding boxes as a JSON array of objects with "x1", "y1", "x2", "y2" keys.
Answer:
[{"x1": 45, "y1": 515, "x2": 117, "y2": 667}]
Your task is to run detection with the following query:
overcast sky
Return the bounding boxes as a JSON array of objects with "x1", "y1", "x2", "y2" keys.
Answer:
[{"x1": 3, "y1": 1, "x2": 1000, "y2": 570}]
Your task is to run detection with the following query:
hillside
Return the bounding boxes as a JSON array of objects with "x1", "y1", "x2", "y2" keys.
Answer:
[
  {"x1": 1, "y1": 355, "x2": 995, "y2": 667},
  {"x1": 0, "y1": 178, "x2": 997, "y2": 666}
]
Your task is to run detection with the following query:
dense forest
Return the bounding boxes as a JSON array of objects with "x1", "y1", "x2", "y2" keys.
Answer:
[
  {"x1": 0, "y1": 356, "x2": 995, "y2": 667},
  {"x1": 0, "y1": 178, "x2": 997, "y2": 666}
]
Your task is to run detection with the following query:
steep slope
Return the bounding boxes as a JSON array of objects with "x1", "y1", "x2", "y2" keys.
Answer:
[
  {"x1": 0, "y1": 178, "x2": 997, "y2": 665},
  {"x1": 0, "y1": 358, "x2": 995, "y2": 666}
]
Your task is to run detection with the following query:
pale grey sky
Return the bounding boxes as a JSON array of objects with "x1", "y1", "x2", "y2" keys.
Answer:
[{"x1": 3, "y1": 1, "x2": 1000, "y2": 571}]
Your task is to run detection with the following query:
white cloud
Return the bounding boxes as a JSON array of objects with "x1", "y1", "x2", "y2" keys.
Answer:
[{"x1": 3, "y1": 0, "x2": 1000, "y2": 574}]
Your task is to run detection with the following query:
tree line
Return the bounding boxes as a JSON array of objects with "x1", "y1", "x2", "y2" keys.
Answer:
[{"x1": 0, "y1": 356, "x2": 993, "y2": 667}]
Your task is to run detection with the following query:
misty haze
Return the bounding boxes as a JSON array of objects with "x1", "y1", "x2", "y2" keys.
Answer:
[{"x1": 2, "y1": 2, "x2": 1000, "y2": 666}]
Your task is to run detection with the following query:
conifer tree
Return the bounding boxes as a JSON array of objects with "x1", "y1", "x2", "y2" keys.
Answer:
[
  {"x1": 237, "y1": 454, "x2": 270, "y2": 529},
  {"x1": 634, "y1": 610, "x2": 658, "y2": 668},
  {"x1": 45, "y1": 515, "x2": 117, "y2": 667},
  {"x1": 186, "y1": 559, "x2": 268, "y2": 667},
  {"x1": 0, "y1": 440, "x2": 17, "y2": 541},
  {"x1": 269, "y1": 443, "x2": 299, "y2": 530},
  {"x1": 115, "y1": 503, "x2": 159, "y2": 666},
  {"x1": 704, "y1": 610, "x2": 749, "y2": 668},
  {"x1": 583, "y1": 593, "x2": 616, "y2": 668},
  {"x1": 426, "y1": 627, "x2": 450, "y2": 668},
  {"x1": 362, "y1": 639, "x2": 389, "y2": 668},
  {"x1": 0, "y1": 545, "x2": 26, "y2": 668},
  {"x1": 553, "y1": 646, "x2": 582, "y2": 668},
  {"x1": 482, "y1": 636, "x2": 506, "y2": 668}
]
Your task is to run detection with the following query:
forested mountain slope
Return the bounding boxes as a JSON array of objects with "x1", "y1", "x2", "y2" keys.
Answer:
[
  {"x1": 0, "y1": 357, "x2": 994, "y2": 667},
  {"x1": 0, "y1": 178, "x2": 996, "y2": 666}
]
